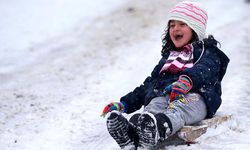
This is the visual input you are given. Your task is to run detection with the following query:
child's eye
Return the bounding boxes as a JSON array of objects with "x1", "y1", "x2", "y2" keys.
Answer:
[
  {"x1": 180, "y1": 23, "x2": 187, "y2": 26},
  {"x1": 169, "y1": 24, "x2": 175, "y2": 28}
]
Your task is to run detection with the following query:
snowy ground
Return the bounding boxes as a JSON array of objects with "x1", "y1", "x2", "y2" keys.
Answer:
[{"x1": 1, "y1": 0, "x2": 250, "y2": 150}]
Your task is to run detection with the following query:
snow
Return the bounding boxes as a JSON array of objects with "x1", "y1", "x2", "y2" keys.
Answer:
[{"x1": 0, "y1": 0, "x2": 250, "y2": 149}]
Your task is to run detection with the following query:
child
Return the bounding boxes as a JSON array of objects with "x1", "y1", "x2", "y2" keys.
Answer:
[{"x1": 101, "y1": 1, "x2": 230, "y2": 149}]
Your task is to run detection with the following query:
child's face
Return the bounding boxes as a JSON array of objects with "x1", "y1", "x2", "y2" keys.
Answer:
[{"x1": 169, "y1": 20, "x2": 193, "y2": 49}]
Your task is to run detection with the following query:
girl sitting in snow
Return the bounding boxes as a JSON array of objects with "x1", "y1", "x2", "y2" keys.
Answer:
[{"x1": 101, "y1": 1, "x2": 229, "y2": 149}]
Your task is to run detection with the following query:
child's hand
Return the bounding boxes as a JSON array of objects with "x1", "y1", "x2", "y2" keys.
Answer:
[
  {"x1": 101, "y1": 102, "x2": 127, "y2": 117},
  {"x1": 164, "y1": 75, "x2": 192, "y2": 102}
]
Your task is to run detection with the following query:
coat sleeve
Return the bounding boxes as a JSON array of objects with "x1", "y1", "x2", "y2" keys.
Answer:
[
  {"x1": 181, "y1": 44, "x2": 222, "y2": 90},
  {"x1": 120, "y1": 57, "x2": 166, "y2": 114}
]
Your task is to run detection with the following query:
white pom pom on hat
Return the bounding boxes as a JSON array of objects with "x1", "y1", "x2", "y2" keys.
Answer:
[{"x1": 167, "y1": 1, "x2": 208, "y2": 40}]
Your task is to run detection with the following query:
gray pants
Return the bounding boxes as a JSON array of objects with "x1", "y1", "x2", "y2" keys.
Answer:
[{"x1": 143, "y1": 93, "x2": 207, "y2": 134}]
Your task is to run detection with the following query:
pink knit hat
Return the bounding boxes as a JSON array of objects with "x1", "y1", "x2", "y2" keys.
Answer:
[{"x1": 167, "y1": 1, "x2": 208, "y2": 40}]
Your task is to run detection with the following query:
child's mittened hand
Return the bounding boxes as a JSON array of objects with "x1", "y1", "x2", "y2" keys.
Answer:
[
  {"x1": 101, "y1": 102, "x2": 127, "y2": 117},
  {"x1": 164, "y1": 75, "x2": 192, "y2": 102}
]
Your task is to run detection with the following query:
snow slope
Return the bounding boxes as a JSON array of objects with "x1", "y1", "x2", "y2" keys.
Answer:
[{"x1": 0, "y1": 0, "x2": 250, "y2": 150}]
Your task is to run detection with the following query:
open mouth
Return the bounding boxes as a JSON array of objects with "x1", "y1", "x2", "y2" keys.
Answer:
[{"x1": 174, "y1": 34, "x2": 183, "y2": 41}]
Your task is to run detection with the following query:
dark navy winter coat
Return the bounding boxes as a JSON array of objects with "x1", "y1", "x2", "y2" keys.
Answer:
[{"x1": 120, "y1": 36, "x2": 230, "y2": 118}]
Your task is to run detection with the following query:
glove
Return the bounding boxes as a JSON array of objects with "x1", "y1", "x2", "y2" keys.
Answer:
[
  {"x1": 101, "y1": 101, "x2": 127, "y2": 117},
  {"x1": 164, "y1": 75, "x2": 193, "y2": 102}
]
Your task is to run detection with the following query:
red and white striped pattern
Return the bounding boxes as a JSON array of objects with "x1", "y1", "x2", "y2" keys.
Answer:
[
  {"x1": 167, "y1": 1, "x2": 208, "y2": 40},
  {"x1": 160, "y1": 44, "x2": 194, "y2": 74}
]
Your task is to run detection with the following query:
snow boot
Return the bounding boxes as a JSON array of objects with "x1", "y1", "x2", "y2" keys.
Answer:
[
  {"x1": 106, "y1": 111, "x2": 135, "y2": 150},
  {"x1": 137, "y1": 113, "x2": 172, "y2": 149},
  {"x1": 128, "y1": 113, "x2": 141, "y2": 148},
  {"x1": 154, "y1": 113, "x2": 172, "y2": 142},
  {"x1": 137, "y1": 112, "x2": 159, "y2": 150}
]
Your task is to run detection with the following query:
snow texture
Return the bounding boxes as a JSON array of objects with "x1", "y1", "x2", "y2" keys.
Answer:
[{"x1": 0, "y1": 0, "x2": 250, "y2": 149}]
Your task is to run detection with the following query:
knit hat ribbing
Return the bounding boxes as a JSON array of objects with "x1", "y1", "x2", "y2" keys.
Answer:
[{"x1": 167, "y1": 1, "x2": 208, "y2": 40}]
